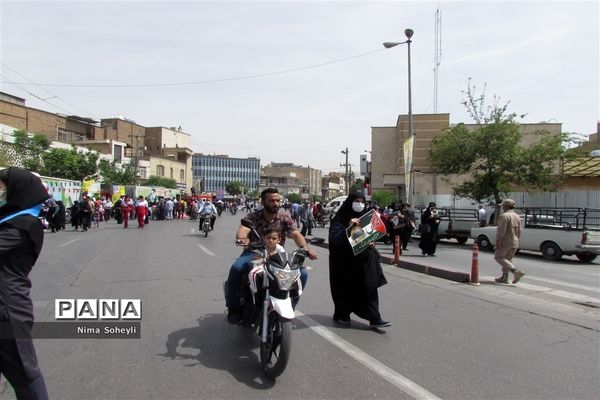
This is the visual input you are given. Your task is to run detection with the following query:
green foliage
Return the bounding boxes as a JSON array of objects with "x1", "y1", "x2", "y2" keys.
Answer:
[
  {"x1": 40, "y1": 147, "x2": 99, "y2": 181},
  {"x1": 349, "y1": 178, "x2": 364, "y2": 195},
  {"x1": 430, "y1": 79, "x2": 574, "y2": 205},
  {"x1": 371, "y1": 191, "x2": 395, "y2": 208},
  {"x1": 144, "y1": 175, "x2": 178, "y2": 189},
  {"x1": 98, "y1": 160, "x2": 138, "y2": 185},
  {"x1": 225, "y1": 181, "x2": 245, "y2": 196},
  {"x1": 285, "y1": 193, "x2": 301, "y2": 204},
  {"x1": 0, "y1": 143, "x2": 12, "y2": 167},
  {"x1": 245, "y1": 189, "x2": 260, "y2": 199},
  {"x1": 12, "y1": 129, "x2": 51, "y2": 172}
]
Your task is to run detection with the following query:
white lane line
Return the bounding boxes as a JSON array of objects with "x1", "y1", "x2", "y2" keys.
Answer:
[
  {"x1": 296, "y1": 312, "x2": 441, "y2": 400},
  {"x1": 57, "y1": 238, "x2": 83, "y2": 248},
  {"x1": 481, "y1": 275, "x2": 600, "y2": 304},
  {"x1": 197, "y1": 243, "x2": 215, "y2": 256},
  {"x1": 524, "y1": 276, "x2": 599, "y2": 294}
]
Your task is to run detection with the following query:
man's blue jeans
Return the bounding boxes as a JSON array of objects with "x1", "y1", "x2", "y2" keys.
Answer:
[{"x1": 226, "y1": 250, "x2": 308, "y2": 309}]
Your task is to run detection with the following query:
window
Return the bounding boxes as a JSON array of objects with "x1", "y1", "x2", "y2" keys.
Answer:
[
  {"x1": 170, "y1": 167, "x2": 174, "y2": 178},
  {"x1": 157, "y1": 165, "x2": 165, "y2": 176},
  {"x1": 180, "y1": 169, "x2": 185, "y2": 183}
]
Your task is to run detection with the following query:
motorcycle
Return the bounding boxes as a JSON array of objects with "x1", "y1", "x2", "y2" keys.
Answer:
[
  {"x1": 225, "y1": 219, "x2": 308, "y2": 378},
  {"x1": 200, "y1": 213, "x2": 212, "y2": 237}
]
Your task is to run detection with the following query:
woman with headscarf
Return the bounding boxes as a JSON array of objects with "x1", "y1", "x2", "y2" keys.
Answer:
[
  {"x1": 418, "y1": 202, "x2": 441, "y2": 256},
  {"x1": 328, "y1": 192, "x2": 390, "y2": 329},
  {"x1": 0, "y1": 167, "x2": 49, "y2": 399}
]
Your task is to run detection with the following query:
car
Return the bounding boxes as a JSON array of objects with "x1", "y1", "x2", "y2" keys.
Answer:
[{"x1": 325, "y1": 196, "x2": 347, "y2": 215}]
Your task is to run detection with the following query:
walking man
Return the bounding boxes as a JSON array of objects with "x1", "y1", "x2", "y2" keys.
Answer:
[{"x1": 494, "y1": 199, "x2": 525, "y2": 284}]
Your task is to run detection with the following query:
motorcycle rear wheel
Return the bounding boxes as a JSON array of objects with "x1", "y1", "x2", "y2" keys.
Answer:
[{"x1": 260, "y1": 311, "x2": 292, "y2": 378}]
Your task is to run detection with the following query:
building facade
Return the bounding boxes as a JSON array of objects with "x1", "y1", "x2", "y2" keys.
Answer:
[
  {"x1": 192, "y1": 154, "x2": 260, "y2": 194},
  {"x1": 260, "y1": 163, "x2": 322, "y2": 198}
]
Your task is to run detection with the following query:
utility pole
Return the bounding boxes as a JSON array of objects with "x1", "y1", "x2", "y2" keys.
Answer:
[{"x1": 340, "y1": 147, "x2": 349, "y2": 195}]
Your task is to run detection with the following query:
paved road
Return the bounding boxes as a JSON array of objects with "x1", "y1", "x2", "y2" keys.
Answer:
[{"x1": 1, "y1": 213, "x2": 598, "y2": 400}]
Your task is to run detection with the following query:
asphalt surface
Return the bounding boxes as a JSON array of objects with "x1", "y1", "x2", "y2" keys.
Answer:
[{"x1": 1, "y1": 213, "x2": 598, "y2": 400}]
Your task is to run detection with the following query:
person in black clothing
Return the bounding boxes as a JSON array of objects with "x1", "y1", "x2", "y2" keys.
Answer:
[
  {"x1": 71, "y1": 200, "x2": 81, "y2": 230},
  {"x1": 56, "y1": 200, "x2": 66, "y2": 231},
  {"x1": 0, "y1": 167, "x2": 50, "y2": 399},
  {"x1": 418, "y1": 202, "x2": 441, "y2": 256},
  {"x1": 328, "y1": 192, "x2": 390, "y2": 329}
]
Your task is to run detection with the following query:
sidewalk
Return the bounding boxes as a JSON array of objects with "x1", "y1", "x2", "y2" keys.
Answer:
[{"x1": 308, "y1": 235, "x2": 471, "y2": 284}]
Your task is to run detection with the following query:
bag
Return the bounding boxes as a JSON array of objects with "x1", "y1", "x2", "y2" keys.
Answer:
[{"x1": 418, "y1": 223, "x2": 431, "y2": 234}]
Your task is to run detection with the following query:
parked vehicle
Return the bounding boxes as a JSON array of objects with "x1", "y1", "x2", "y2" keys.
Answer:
[
  {"x1": 413, "y1": 207, "x2": 479, "y2": 244},
  {"x1": 324, "y1": 196, "x2": 347, "y2": 217},
  {"x1": 225, "y1": 219, "x2": 307, "y2": 378},
  {"x1": 471, "y1": 207, "x2": 600, "y2": 262}
]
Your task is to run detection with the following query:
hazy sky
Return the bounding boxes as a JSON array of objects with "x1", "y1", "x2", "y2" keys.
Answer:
[{"x1": 1, "y1": 0, "x2": 598, "y2": 173}]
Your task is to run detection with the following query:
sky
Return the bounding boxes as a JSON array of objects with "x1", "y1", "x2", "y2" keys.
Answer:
[{"x1": 1, "y1": 0, "x2": 598, "y2": 174}]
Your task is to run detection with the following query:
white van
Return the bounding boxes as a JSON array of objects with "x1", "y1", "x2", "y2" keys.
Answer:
[{"x1": 325, "y1": 196, "x2": 347, "y2": 215}]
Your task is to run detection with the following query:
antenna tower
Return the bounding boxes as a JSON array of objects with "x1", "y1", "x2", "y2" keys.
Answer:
[{"x1": 434, "y1": 8, "x2": 442, "y2": 113}]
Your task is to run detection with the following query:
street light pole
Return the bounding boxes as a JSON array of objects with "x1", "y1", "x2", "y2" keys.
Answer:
[
  {"x1": 341, "y1": 147, "x2": 349, "y2": 195},
  {"x1": 383, "y1": 28, "x2": 414, "y2": 205}
]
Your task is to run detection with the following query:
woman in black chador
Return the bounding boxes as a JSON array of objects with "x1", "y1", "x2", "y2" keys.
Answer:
[
  {"x1": 418, "y1": 202, "x2": 441, "y2": 256},
  {"x1": 328, "y1": 192, "x2": 390, "y2": 329},
  {"x1": 0, "y1": 167, "x2": 50, "y2": 399}
]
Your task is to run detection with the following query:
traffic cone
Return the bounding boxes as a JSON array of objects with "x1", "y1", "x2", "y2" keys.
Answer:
[{"x1": 471, "y1": 243, "x2": 480, "y2": 286}]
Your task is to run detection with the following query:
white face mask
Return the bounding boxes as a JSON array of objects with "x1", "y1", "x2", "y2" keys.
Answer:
[{"x1": 352, "y1": 201, "x2": 365, "y2": 213}]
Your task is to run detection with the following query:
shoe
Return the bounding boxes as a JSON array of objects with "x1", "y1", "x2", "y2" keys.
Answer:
[
  {"x1": 495, "y1": 275, "x2": 509, "y2": 284},
  {"x1": 370, "y1": 319, "x2": 391, "y2": 329},
  {"x1": 512, "y1": 270, "x2": 525, "y2": 284},
  {"x1": 227, "y1": 308, "x2": 242, "y2": 325},
  {"x1": 333, "y1": 316, "x2": 351, "y2": 325},
  {"x1": 422, "y1": 252, "x2": 427, "y2": 256}
]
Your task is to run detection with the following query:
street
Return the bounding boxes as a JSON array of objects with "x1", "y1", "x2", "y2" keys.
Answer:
[{"x1": 2, "y1": 213, "x2": 599, "y2": 400}]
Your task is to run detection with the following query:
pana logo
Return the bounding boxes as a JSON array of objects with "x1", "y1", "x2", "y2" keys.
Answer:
[{"x1": 55, "y1": 299, "x2": 142, "y2": 320}]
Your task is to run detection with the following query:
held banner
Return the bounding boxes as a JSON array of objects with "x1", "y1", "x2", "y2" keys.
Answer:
[{"x1": 346, "y1": 209, "x2": 387, "y2": 255}]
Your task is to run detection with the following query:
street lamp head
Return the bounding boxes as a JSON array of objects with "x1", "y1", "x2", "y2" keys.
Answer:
[
  {"x1": 383, "y1": 41, "x2": 401, "y2": 49},
  {"x1": 404, "y1": 28, "x2": 414, "y2": 39}
]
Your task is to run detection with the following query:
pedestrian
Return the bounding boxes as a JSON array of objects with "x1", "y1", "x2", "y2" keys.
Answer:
[
  {"x1": 478, "y1": 205, "x2": 488, "y2": 227},
  {"x1": 328, "y1": 193, "x2": 390, "y2": 329},
  {"x1": 401, "y1": 203, "x2": 415, "y2": 250},
  {"x1": 135, "y1": 195, "x2": 148, "y2": 229},
  {"x1": 494, "y1": 199, "x2": 525, "y2": 284},
  {"x1": 120, "y1": 196, "x2": 132, "y2": 228},
  {"x1": 71, "y1": 200, "x2": 81, "y2": 230},
  {"x1": 418, "y1": 202, "x2": 441, "y2": 256},
  {"x1": 386, "y1": 202, "x2": 405, "y2": 254},
  {"x1": 0, "y1": 167, "x2": 50, "y2": 399}
]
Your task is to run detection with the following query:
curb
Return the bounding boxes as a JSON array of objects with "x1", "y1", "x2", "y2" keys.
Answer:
[{"x1": 309, "y1": 239, "x2": 471, "y2": 284}]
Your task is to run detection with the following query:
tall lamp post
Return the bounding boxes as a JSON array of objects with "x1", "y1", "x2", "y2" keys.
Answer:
[
  {"x1": 384, "y1": 28, "x2": 414, "y2": 205},
  {"x1": 341, "y1": 147, "x2": 349, "y2": 195}
]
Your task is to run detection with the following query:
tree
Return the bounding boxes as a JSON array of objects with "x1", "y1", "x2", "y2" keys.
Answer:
[
  {"x1": 12, "y1": 129, "x2": 51, "y2": 172},
  {"x1": 285, "y1": 193, "x2": 301, "y2": 204},
  {"x1": 98, "y1": 160, "x2": 138, "y2": 185},
  {"x1": 349, "y1": 178, "x2": 365, "y2": 195},
  {"x1": 225, "y1": 181, "x2": 245, "y2": 196},
  {"x1": 145, "y1": 175, "x2": 177, "y2": 189},
  {"x1": 41, "y1": 147, "x2": 98, "y2": 181},
  {"x1": 371, "y1": 191, "x2": 395, "y2": 208},
  {"x1": 430, "y1": 79, "x2": 579, "y2": 206}
]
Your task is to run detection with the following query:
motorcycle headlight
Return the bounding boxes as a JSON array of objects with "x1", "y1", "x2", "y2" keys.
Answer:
[{"x1": 268, "y1": 264, "x2": 300, "y2": 291}]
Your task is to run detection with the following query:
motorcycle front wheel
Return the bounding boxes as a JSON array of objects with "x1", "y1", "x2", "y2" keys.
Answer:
[{"x1": 260, "y1": 311, "x2": 292, "y2": 379}]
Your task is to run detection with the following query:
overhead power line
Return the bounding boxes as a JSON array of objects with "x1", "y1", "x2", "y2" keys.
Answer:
[{"x1": 0, "y1": 48, "x2": 387, "y2": 89}]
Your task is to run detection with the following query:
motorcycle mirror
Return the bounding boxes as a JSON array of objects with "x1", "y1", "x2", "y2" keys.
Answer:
[{"x1": 241, "y1": 219, "x2": 255, "y2": 230}]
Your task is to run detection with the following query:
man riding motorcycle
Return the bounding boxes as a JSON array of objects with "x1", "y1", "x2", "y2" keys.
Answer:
[
  {"x1": 225, "y1": 188, "x2": 317, "y2": 324},
  {"x1": 198, "y1": 199, "x2": 218, "y2": 230}
]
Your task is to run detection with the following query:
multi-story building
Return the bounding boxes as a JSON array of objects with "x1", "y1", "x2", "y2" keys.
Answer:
[
  {"x1": 260, "y1": 163, "x2": 322, "y2": 198},
  {"x1": 321, "y1": 172, "x2": 345, "y2": 200},
  {"x1": 144, "y1": 126, "x2": 194, "y2": 192},
  {"x1": 192, "y1": 154, "x2": 260, "y2": 194}
]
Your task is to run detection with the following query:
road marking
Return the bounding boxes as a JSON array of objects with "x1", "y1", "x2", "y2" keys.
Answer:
[
  {"x1": 481, "y1": 275, "x2": 600, "y2": 304},
  {"x1": 57, "y1": 238, "x2": 82, "y2": 248},
  {"x1": 296, "y1": 312, "x2": 441, "y2": 400},
  {"x1": 524, "y1": 276, "x2": 599, "y2": 294},
  {"x1": 197, "y1": 243, "x2": 216, "y2": 256},
  {"x1": 190, "y1": 228, "x2": 195, "y2": 234}
]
